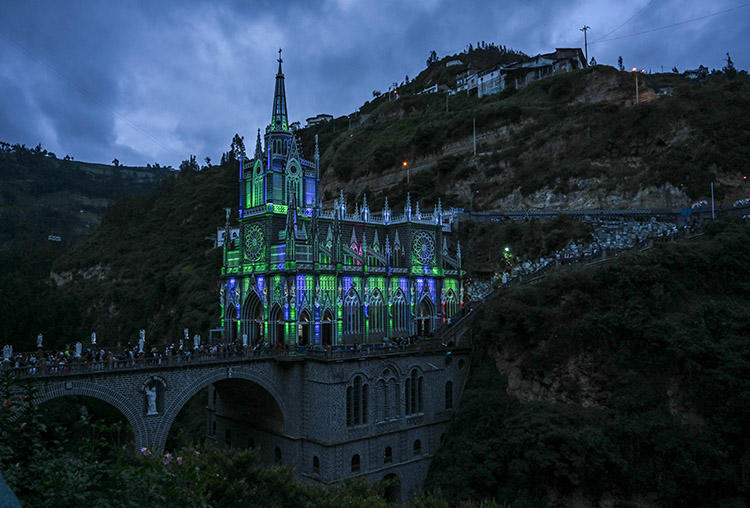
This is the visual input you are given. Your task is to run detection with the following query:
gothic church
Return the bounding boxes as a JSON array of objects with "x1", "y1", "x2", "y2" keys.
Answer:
[{"x1": 219, "y1": 52, "x2": 463, "y2": 346}]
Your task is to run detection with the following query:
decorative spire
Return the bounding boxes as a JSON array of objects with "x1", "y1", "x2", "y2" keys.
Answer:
[
  {"x1": 314, "y1": 134, "x2": 320, "y2": 161},
  {"x1": 270, "y1": 48, "x2": 289, "y2": 131},
  {"x1": 339, "y1": 189, "x2": 346, "y2": 216},
  {"x1": 383, "y1": 196, "x2": 391, "y2": 223},
  {"x1": 415, "y1": 201, "x2": 421, "y2": 220},
  {"x1": 443, "y1": 236, "x2": 448, "y2": 255},
  {"x1": 405, "y1": 193, "x2": 412, "y2": 220},
  {"x1": 436, "y1": 198, "x2": 442, "y2": 224},
  {"x1": 254, "y1": 128, "x2": 263, "y2": 159},
  {"x1": 372, "y1": 230, "x2": 380, "y2": 253},
  {"x1": 288, "y1": 134, "x2": 301, "y2": 160},
  {"x1": 362, "y1": 194, "x2": 369, "y2": 222}
]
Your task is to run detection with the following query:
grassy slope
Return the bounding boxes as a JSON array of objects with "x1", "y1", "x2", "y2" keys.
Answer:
[
  {"x1": 297, "y1": 67, "x2": 749, "y2": 211},
  {"x1": 425, "y1": 221, "x2": 750, "y2": 506},
  {"x1": 46, "y1": 165, "x2": 236, "y2": 346}
]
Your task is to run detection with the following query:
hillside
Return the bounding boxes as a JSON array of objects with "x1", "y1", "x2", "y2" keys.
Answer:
[
  {"x1": 295, "y1": 66, "x2": 749, "y2": 213},
  {"x1": 425, "y1": 221, "x2": 750, "y2": 506},
  {"x1": 30, "y1": 165, "x2": 236, "y2": 347},
  {"x1": 0, "y1": 145, "x2": 171, "y2": 346},
  {"x1": 0, "y1": 145, "x2": 170, "y2": 251}
]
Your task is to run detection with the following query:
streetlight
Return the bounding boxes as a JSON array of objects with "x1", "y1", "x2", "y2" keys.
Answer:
[
  {"x1": 632, "y1": 68, "x2": 639, "y2": 104},
  {"x1": 403, "y1": 161, "x2": 409, "y2": 186}
]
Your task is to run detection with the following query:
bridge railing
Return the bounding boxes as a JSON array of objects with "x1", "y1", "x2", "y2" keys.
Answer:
[{"x1": 2, "y1": 340, "x2": 460, "y2": 379}]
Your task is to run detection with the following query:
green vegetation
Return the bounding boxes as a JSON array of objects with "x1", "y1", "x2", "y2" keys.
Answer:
[
  {"x1": 297, "y1": 66, "x2": 749, "y2": 210},
  {"x1": 457, "y1": 215, "x2": 592, "y2": 275},
  {"x1": 1, "y1": 372, "x2": 501, "y2": 507},
  {"x1": 426, "y1": 220, "x2": 750, "y2": 506}
]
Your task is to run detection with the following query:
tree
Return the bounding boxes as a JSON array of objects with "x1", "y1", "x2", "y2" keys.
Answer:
[
  {"x1": 112, "y1": 158, "x2": 120, "y2": 166},
  {"x1": 204, "y1": 156, "x2": 211, "y2": 167},
  {"x1": 231, "y1": 134, "x2": 246, "y2": 161},
  {"x1": 179, "y1": 155, "x2": 199, "y2": 173},
  {"x1": 723, "y1": 52, "x2": 737, "y2": 79},
  {"x1": 590, "y1": 57, "x2": 597, "y2": 66},
  {"x1": 426, "y1": 50, "x2": 439, "y2": 67},
  {"x1": 372, "y1": 90, "x2": 381, "y2": 98},
  {"x1": 618, "y1": 56, "x2": 624, "y2": 71},
  {"x1": 672, "y1": 66, "x2": 679, "y2": 74}
]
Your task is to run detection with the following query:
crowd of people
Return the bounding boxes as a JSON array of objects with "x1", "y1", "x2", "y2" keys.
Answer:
[
  {"x1": 466, "y1": 217, "x2": 692, "y2": 301},
  {"x1": 1, "y1": 333, "x2": 444, "y2": 377}
]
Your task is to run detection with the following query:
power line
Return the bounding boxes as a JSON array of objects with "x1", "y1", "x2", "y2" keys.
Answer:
[
  {"x1": 590, "y1": 3, "x2": 750, "y2": 45},
  {"x1": 597, "y1": 1, "x2": 652, "y2": 40}
]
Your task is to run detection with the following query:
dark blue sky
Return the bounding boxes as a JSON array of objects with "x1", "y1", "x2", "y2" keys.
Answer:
[{"x1": 1, "y1": 0, "x2": 747, "y2": 167}]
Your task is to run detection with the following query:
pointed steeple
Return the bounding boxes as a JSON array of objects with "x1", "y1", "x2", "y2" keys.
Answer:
[
  {"x1": 405, "y1": 193, "x2": 412, "y2": 220},
  {"x1": 383, "y1": 196, "x2": 391, "y2": 223},
  {"x1": 254, "y1": 128, "x2": 263, "y2": 159},
  {"x1": 270, "y1": 48, "x2": 289, "y2": 131}
]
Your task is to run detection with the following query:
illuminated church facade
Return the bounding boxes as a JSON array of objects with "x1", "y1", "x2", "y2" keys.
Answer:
[{"x1": 219, "y1": 52, "x2": 463, "y2": 345}]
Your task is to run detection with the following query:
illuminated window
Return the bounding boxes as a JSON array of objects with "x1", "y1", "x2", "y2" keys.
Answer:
[
  {"x1": 369, "y1": 290, "x2": 385, "y2": 333},
  {"x1": 344, "y1": 289, "x2": 360, "y2": 335},
  {"x1": 392, "y1": 290, "x2": 408, "y2": 333}
]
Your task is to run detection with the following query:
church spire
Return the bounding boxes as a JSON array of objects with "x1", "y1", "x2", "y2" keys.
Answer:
[
  {"x1": 254, "y1": 128, "x2": 263, "y2": 159},
  {"x1": 270, "y1": 48, "x2": 289, "y2": 131}
]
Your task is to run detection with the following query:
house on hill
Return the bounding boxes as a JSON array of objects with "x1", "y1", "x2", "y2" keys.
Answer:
[
  {"x1": 305, "y1": 114, "x2": 333, "y2": 127},
  {"x1": 502, "y1": 48, "x2": 586, "y2": 89}
]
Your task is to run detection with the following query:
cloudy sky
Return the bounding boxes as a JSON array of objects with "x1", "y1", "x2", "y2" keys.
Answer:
[{"x1": 1, "y1": 0, "x2": 747, "y2": 167}]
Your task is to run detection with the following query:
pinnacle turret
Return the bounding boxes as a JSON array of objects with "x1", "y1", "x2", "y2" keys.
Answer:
[{"x1": 270, "y1": 48, "x2": 289, "y2": 131}]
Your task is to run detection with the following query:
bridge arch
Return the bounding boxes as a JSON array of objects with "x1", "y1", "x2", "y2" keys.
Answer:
[
  {"x1": 153, "y1": 367, "x2": 287, "y2": 452},
  {"x1": 35, "y1": 383, "x2": 148, "y2": 450}
]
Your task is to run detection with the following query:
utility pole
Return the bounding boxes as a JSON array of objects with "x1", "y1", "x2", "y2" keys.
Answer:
[
  {"x1": 580, "y1": 25, "x2": 590, "y2": 63},
  {"x1": 473, "y1": 117, "x2": 476, "y2": 157},
  {"x1": 632, "y1": 68, "x2": 640, "y2": 104}
]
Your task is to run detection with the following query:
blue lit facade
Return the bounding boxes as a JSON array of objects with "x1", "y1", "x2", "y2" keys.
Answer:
[{"x1": 220, "y1": 52, "x2": 463, "y2": 346}]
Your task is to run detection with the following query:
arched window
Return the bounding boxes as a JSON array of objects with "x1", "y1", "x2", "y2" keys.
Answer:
[
  {"x1": 376, "y1": 379, "x2": 387, "y2": 422},
  {"x1": 445, "y1": 289, "x2": 458, "y2": 319},
  {"x1": 343, "y1": 289, "x2": 361, "y2": 335},
  {"x1": 270, "y1": 304, "x2": 284, "y2": 344},
  {"x1": 405, "y1": 369, "x2": 423, "y2": 415},
  {"x1": 445, "y1": 381, "x2": 453, "y2": 409},
  {"x1": 313, "y1": 455, "x2": 320, "y2": 474},
  {"x1": 351, "y1": 454, "x2": 361, "y2": 473},
  {"x1": 241, "y1": 291, "x2": 264, "y2": 344},
  {"x1": 416, "y1": 296, "x2": 434, "y2": 336},
  {"x1": 225, "y1": 304, "x2": 239, "y2": 342},
  {"x1": 346, "y1": 374, "x2": 369, "y2": 426},
  {"x1": 321, "y1": 309, "x2": 333, "y2": 346},
  {"x1": 369, "y1": 290, "x2": 385, "y2": 333},
  {"x1": 384, "y1": 446, "x2": 393, "y2": 463},
  {"x1": 392, "y1": 290, "x2": 408, "y2": 334},
  {"x1": 297, "y1": 309, "x2": 311, "y2": 346},
  {"x1": 388, "y1": 378, "x2": 400, "y2": 418},
  {"x1": 413, "y1": 439, "x2": 421, "y2": 455}
]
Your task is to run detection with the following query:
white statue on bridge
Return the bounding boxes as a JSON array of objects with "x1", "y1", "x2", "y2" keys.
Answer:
[
  {"x1": 74, "y1": 342, "x2": 82, "y2": 358},
  {"x1": 138, "y1": 329, "x2": 146, "y2": 353},
  {"x1": 91, "y1": 332, "x2": 96, "y2": 345},
  {"x1": 145, "y1": 384, "x2": 158, "y2": 415},
  {"x1": 2, "y1": 345, "x2": 11, "y2": 361},
  {"x1": 184, "y1": 328, "x2": 189, "y2": 342},
  {"x1": 193, "y1": 334, "x2": 200, "y2": 349},
  {"x1": 36, "y1": 333, "x2": 43, "y2": 349},
  {"x1": 242, "y1": 334, "x2": 248, "y2": 347}
]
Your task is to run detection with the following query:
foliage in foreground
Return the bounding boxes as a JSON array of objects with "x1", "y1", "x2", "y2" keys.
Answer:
[
  {"x1": 0, "y1": 371, "x2": 504, "y2": 507},
  {"x1": 426, "y1": 221, "x2": 750, "y2": 506}
]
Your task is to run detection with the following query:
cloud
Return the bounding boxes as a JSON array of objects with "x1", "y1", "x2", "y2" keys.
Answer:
[{"x1": 0, "y1": 0, "x2": 747, "y2": 167}]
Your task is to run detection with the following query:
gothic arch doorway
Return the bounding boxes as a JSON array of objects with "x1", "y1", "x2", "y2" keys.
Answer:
[
  {"x1": 270, "y1": 304, "x2": 284, "y2": 345},
  {"x1": 321, "y1": 309, "x2": 333, "y2": 346},
  {"x1": 416, "y1": 296, "x2": 434, "y2": 336},
  {"x1": 382, "y1": 473, "x2": 401, "y2": 503},
  {"x1": 241, "y1": 292, "x2": 264, "y2": 344},
  {"x1": 297, "y1": 310, "x2": 311, "y2": 346},
  {"x1": 226, "y1": 304, "x2": 239, "y2": 342}
]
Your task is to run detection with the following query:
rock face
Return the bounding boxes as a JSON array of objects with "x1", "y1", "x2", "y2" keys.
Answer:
[{"x1": 492, "y1": 345, "x2": 611, "y2": 408}]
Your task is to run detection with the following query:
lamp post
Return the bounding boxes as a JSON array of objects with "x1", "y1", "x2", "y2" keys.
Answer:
[
  {"x1": 632, "y1": 68, "x2": 639, "y2": 104},
  {"x1": 403, "y1": 161, "x2": 409, "y2": 187}
]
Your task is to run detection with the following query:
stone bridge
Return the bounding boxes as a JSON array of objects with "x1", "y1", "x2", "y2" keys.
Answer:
[{"x1": 12, "y1": 340, "x2": 471, "y2": 501}]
